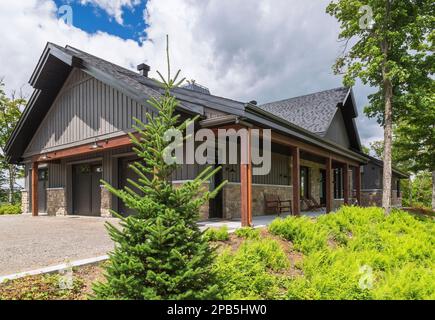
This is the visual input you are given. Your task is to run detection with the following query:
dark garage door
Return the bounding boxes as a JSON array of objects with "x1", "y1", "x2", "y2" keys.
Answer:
[{"x1": 73, "y1": 163, "x2": 102, "y2": 216}]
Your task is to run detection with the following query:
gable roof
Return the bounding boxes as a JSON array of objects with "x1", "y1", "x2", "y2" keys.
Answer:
[
  {"x1": 258, "y1": 87, "x2": 350, "y2": 135},
  {"x1": 257, "y1": 87, "x2": 361, "y2": 151},
  {"x1": 4, "y1": 43, "x2": 245, "y2": 163},
  {"x1": 5, "y1": 42, "x2": 368, "y2": 164}
]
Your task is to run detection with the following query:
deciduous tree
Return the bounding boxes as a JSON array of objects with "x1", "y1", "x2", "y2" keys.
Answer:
[{"x1": 327, "y1": 0, "x2": 434, "y2": 214}]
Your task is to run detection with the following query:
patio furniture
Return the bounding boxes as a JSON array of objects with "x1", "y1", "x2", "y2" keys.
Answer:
[
  {"x1": 264, "y1": 193, "x2": 292, "y2": 216},
  {"x1": 301, "y1": 196, "x2": 323, "y2": 212}
]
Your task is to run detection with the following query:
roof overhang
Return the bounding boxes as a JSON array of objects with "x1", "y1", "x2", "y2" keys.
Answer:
[{"x1": 244, "y1": 104, "x2": 369, "y2": 164}]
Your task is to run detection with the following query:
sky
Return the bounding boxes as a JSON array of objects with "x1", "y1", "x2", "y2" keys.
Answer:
[{"x1": 0, "y1": 0, "x2": 383, "y2": 146}]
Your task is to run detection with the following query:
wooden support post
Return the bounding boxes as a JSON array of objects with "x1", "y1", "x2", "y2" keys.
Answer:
[
  {"x1": 343, "y1": 163, "x2": 349, "y2": 205},
  {"x1": 355, "y1": 165, "x2": 361, "y2": 205},
  {"x1": 31, "y1": 162, "x2": 39, "y2": 217},
  {"x1": 240, "y1": 129, "x2": 252, "y2": 227},
  {"x1": 325, "y1": 157, "x2": 332, "y2": 213},
  {"x1": 292, "y1": 147, "x2": 300, "y2": 215}
]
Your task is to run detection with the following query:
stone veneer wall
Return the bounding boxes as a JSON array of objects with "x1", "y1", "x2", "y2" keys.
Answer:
[
  {"x1": 222, "y1": 183, "x2": 293, "y2": 219},
  {"x1": 21, "y1": 190, "x2": 29, "y2": 214},
  {"x1": 172, "y1": 181, "x2": 210, "y2": 221},
  {"x1": 299, "y1": 159, "x2": 325, "y2": 209},
  {"x1": 361, "y1": 189, "x2": 402, "y2": 207},
  {"x1": 101, "y1": 186, "x2": 112, "y2": 218},
  {"x1": 46, "y1": 188, "x2": 66, "y2": 216}
]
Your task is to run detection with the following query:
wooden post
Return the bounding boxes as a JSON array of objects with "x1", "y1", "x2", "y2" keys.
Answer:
[
  {"x1": 355, "y1": 165, "x2": 361, "y2": 205},
  {"x1": 343, "y1": 163, "x2": 349, "y2": 205},
  {"x1": 240, "y1": 128, "x2": 252, "y2": 227},
  {"x1": 325, "y1": 157, "x2": 332, "y2": 213},
  {"x1": 292, "y1": 147, "x2": 300, "y2": 215},
  {"x1": 31, "y1": 162, "x2": 39, "y2": 217}
]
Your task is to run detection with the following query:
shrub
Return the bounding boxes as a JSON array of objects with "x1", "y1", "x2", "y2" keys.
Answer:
[
  {"x1": 0, "y1": 203, "x2": 21, "y2": 215},
  {"x1": 214, "y1": 239, "x2": 290, "y2": 299},
  {"x1": 268, "y1": 216, "x2": 328, "y2": 254},
  {"x1": 270, "y1": 207, "x2": 435, "y2": 300},
  {"x1": 235, "y1": 227, "x2": 261, "y2": 240},
  {"x1": 203, "y1": 226, "x2": 229, "y2": 242}
]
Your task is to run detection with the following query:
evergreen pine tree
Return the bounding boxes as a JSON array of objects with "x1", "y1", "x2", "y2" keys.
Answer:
[{"x1": 93, "y1": 38, "x2": 225, "y2": 300}]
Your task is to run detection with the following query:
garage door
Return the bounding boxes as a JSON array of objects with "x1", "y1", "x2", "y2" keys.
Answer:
[{"x1": 73, "y1": 163, "x2": 102, "y2": 216}]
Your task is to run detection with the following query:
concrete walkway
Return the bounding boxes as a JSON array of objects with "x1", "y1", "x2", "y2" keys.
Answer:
[
  {"x1": 0, "y1": 214, "x2": 118, "y2": 277},
  {"x1": 199, "y1": 210, "x2": 325, "y2": 232}
]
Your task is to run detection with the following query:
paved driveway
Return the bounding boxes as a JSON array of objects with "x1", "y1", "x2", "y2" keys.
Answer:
[{"x1": 0, "y1": 214, "x2": 119, "y2": 276}]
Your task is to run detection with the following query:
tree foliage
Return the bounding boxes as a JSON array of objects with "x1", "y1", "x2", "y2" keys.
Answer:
[
  {"x1": 327, "y1": 0, "x2": 434, "y2": 212},
  {"x1": 93, "y1": 39, "x2": 225, "y2": 300},
  {"x1": 0, "y1": 80, "x2": 25, "y2": 203}
]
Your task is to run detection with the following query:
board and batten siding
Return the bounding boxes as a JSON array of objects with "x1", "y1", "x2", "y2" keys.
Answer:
[{"x1": 23, "y1": 68, "x2": 154, "y2": 157}]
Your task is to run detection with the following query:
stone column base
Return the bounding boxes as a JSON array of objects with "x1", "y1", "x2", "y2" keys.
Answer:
[
  {"x1": 101, "y1": 186, "x2": 113, "y2": 218},
  {"x1": 21, "y1": 190, "x2": 29, "y2": 214},
  {"x1": 47, "y1": 188, "x2": 66, "y2": 216}
]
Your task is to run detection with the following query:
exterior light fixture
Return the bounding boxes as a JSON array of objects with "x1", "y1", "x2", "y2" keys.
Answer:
[
  {"x1": 41, "y1": 154, "x2": 51, "y2": 160},
  {"x1": 90, "y1": 140, "x2": 102, "y2": 150}
]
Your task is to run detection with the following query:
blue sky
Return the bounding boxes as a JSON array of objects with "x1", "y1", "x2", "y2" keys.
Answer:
[{"x1": 54, "y1": 0, "x2": 148, "y2": 42}]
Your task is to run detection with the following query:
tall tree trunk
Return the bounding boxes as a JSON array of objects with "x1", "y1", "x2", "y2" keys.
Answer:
[
  {"x1": 432, "y1": 171, "x2": 435, "y2": 211},
  {"x1": 381, "y1": 0, "x2": 393, "y2": 215},
  {"x1": 381, "y1": 50, "x2": 393, "y2": 214}
]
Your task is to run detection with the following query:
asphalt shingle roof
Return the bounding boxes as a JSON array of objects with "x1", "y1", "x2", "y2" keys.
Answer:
[{"x1": 258, "y1": 87, "x2": 350, "y2": 135}]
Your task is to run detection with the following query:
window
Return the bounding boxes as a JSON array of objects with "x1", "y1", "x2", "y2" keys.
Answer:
[
  {"x1": 300, "y1": 166, "x2": 309, "y2": 199},
  {"x1": 333, "y1": 168, "x2": 343, "y2": 199}
]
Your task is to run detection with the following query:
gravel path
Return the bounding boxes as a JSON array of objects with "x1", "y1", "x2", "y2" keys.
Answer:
[{"x1": 0, "y1": 215, "x2": 119, "y2": 276}]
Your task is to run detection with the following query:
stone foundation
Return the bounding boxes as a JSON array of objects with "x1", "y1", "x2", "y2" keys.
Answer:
[
  {"x1": 222, "y1": 183, "x2": 293, "y2": 219},
  {"x1": 361, "y1": 189, "x2": 402, "y2": 207},
  {"x1": 47, "y1": 188, "x2": 66, "y2": 216},
  {"x1": 101, "y1": 187, "x2": 113, "y2": 218},
  {"x1": 21, "y1": 190, "x2": 29, "y2": 214}
]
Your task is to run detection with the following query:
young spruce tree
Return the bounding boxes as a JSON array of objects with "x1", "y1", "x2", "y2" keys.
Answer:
[{"x1": 93, "y1": 38, "x2": 225, "y2": 300}]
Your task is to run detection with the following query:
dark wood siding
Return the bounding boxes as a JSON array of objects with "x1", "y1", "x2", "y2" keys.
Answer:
[
  {"x1": 23, "y1": 69, "x2": 153, "y2": 157},
  {"x1": 325, "y1": 108, "x2": 350, "y2": 148}
]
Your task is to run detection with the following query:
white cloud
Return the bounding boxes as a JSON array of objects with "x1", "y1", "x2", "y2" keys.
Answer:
[
  {"x1": 0, "y1": 0, "x2": 382, "y2": 145},
  {"x1": 79, "y1": 0, "x2": 141, "y2": 24}
]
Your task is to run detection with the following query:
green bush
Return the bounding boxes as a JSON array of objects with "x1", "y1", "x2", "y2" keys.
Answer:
[
  {"x1": 235, "y1": 227, "x2": 261, "y2": 240},
  {"x1": 269, "y1": 207, "x2": 435, "y2": 300},
  {"x1": 0, "y1": 203, "x2": 21, "y2": 215},
  {"x1": 214, "y1": 239, "x2": 290, "y2": 299},
  {"x1": 203, "y1": 226, "x2": 230, "y2": 242}
]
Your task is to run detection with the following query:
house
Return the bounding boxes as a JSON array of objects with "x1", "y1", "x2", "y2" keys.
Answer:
[
  {"x1": 5, "y1": 43, "x2": 407, "y2": 226},
  {"x1": 361, "y1": 155, "x2": 409, "y2": 207}
]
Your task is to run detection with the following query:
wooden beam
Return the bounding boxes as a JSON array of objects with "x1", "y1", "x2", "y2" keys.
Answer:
[
  {"x1": 271, "y1": 131, "x2": 361, "y2": 167},
  {"x1": 31, "y1": 162, "x2": 38, "y2": 217},
  {"x1": 343, "y1": 163, "x2": 349, "y2": 205},
  {"x1": 240, "y1": 129, "x2": 252, "y2": 227},
  {"x1": 247, "y1": 128, "x2": 252, "y2": 226},
  {"x1": 292, "y1": 147, "x2": 300, "y2": 215},
  {"x1": 33, "y1": 134, "x2": 133, "y2": 163},
  {"x1": 355, "y1": 165, "x2": 361, "y2": 205},
  {"x1": 325, "y1": 157, "x2": 332, "y2": 213}
]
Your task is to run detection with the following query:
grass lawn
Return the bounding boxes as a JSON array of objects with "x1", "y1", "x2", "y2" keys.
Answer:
[{"x1": 0, "y1": 207, "x2": 433, "y2": 300}]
